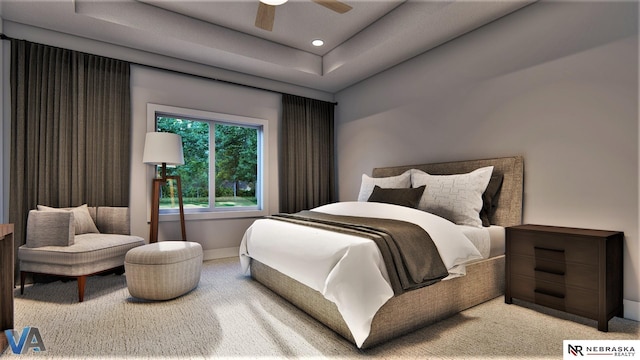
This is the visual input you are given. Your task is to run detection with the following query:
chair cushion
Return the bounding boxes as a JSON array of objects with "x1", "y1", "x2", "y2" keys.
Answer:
[{"x1": 19, "y1": 234, "x2": 144, "y2": 266}]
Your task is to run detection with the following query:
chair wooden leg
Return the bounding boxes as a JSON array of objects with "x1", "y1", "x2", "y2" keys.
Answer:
[
  {"x1": 114, "y1": 265, "x2": 125, "y2": 275},
  {"x1": 77, "y1": 276, "x2": 86, "y2": 302},
  {"x1": 20, "y1": 271, "x2": 26, "y2": 294}
]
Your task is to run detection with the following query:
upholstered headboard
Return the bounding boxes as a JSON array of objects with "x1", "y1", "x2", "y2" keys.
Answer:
[{"x1": 372, "y1": 156, "x2": 524, "y2": 227}]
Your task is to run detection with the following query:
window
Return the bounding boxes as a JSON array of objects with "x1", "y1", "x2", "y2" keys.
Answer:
[{"x1": 147, "y1": 104, "x2": 268, "y2": 219}]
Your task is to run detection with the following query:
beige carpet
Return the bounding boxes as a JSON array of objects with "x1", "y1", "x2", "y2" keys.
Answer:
[{"x1": 4, "y1": 257, "x2": 638, "y2": 359}]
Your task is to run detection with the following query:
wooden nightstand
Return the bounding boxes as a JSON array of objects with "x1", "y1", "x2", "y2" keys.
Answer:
[{"x1": 505, "y1": 224, "x2": 623, "y2": 331}]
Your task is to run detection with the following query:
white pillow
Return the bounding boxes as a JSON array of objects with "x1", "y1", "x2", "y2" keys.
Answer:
[
  {"x1": 357, "y1": 170, "x2": 411, "y2": 202},
  {"x1": 411, "y1": 166, "x2": 494, "y2": 227}
]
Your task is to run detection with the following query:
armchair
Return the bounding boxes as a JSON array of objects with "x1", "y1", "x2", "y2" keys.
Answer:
[{"x1": 18, "y1": 205, "x2": 145, "y2": 302}]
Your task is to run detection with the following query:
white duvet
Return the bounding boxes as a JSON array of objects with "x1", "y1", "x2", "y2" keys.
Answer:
[{"x1": 239, "y1": 201, "x2": 483, "y2": 347}]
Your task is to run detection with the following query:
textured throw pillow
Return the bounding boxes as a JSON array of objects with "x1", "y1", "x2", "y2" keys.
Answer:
[
  {"x1": 411, "y1": 166, "x2": 494, "y2": 227},
  {"x1": 37, "y1": 204, "x2": 100, "y2": 235},
  {"x1": 367, "y1": 185, "x2": 426, "y2": 208},
  {"x1": 26, "y1": 210, "x2": 75, "y2": 247},
  {"x1": 480, "y1": 174, "x2": 504, "y2": 227},
  {"x1": 357, "y1": 170, "x2": 411, "y2": 202}
]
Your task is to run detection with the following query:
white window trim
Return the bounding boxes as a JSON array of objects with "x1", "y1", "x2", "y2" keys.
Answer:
[{"x1": 146, "y1": 103, "x2": 269, "y2": 221}]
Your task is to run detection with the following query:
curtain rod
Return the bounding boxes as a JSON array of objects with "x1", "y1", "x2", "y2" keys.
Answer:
[{"x1": 0, "y1": 33, "x2": 337, "y2": 106}]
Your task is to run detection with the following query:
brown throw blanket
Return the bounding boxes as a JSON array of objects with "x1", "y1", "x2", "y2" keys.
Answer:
[{"x1": 267, "y1": 211, "x2": 449, "y2": 295}]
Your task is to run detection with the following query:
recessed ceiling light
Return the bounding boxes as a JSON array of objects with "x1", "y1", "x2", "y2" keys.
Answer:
[
  {"x1": 312, "y1": 39, "x2": 324, "y2": 47},
  {"x1": 260, "y1": 0, "x2": 288, "y2": 5}
]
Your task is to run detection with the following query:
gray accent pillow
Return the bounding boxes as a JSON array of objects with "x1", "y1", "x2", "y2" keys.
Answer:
[
  {"x1": 26, "y1": 210, "x2": 75, "y2": 247},
  {"x1": 37, "y1": 204, "x2": 100, "y2": 235},
  {"x1": 480, "y1": 174, "x2": 504, "y2": 227},
  {"x1": 367, "y1": 185, "x2": 426, "y2": 209}
]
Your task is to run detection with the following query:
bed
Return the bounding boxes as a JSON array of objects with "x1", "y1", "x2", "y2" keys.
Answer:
[{"x1": 240, "y1": 156, "x2": 524, "y2": 349}]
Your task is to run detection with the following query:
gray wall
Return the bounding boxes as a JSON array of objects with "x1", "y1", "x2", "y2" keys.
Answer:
[{"x1": 335, "y1": 1, "x2": 639, "y2": 317}]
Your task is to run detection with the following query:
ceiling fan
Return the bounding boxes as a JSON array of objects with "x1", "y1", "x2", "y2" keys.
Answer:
[{"x1": 255, "y1": 0, "x2": 352, "y2": 31}]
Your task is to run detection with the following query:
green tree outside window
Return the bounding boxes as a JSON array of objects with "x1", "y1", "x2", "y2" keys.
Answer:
[{"x1": 156, "y1": 116, "x2": 258, "y2": 209}]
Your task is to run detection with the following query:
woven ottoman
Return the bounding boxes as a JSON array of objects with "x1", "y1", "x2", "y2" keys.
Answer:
[{"x1": 125, "y1": 241, "x2": 203, "y2": 300}]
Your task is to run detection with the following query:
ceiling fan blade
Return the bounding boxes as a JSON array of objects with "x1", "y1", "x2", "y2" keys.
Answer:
[
  {"x1": 255, "y1": 2, "x2": 276, "y2": 31},
  {"x1": 311, "y1": 0, "x2": 352, "y2": 14}
]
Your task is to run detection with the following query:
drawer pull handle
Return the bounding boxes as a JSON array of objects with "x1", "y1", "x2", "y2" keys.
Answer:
[
  {"x1": 534, "y1": 289, "x2": 565, "y2": 299},
  {"x1": 534, "y1": 267, "x2": 565, "y2": 276},
  {"x1": 534, "y1": 246, "x2": 564, "y2": 253}
]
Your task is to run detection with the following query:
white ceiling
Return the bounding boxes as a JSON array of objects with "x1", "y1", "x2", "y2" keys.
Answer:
[{"x1": 0, "y1": 0, "x2": 534, "y2": 93}]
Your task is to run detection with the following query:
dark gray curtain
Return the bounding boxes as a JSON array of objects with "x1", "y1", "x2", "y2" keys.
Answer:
[
  {"x1": 9, "y1": 39, "x2": 131, "y2": 266},
  {"x1": 280, "y1": 94, "x2": 335, "y2": 213}
]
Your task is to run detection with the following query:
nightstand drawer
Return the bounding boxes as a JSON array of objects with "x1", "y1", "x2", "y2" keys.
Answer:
[
  {"x1": 508, "y1": 231, "x2": 598, "y2": 265},
  {"x1": 510, "y1": 275, "x2": 598, "y2": 318},
  {"x1": 510, "y1": 254, "x2": 598, "y2": 291}
]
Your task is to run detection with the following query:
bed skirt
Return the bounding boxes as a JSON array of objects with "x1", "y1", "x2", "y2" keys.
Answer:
[{"x1": 250, "y1": 255, "x2": 505, "y2": 349}]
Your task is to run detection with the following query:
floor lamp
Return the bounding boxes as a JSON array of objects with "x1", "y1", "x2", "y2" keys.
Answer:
[{"x1": 143, "y1": 132, "x2": 187, "y2": 243}]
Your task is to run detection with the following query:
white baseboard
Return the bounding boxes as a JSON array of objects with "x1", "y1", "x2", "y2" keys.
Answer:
[
  {"x1": 203, "y1": 246, "x2": 239, "y2": 261},
  {"x1": 623, "y1": 299, "x2": 640, "y2": 322}
]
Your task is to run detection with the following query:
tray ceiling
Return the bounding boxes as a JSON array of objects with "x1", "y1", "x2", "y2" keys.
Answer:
[{"x1": 0, "y1": 0, "x2": 534, "y2": 92}]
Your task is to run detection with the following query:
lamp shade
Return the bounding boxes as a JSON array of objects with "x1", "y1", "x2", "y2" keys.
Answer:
[{"x1": 142, "y1": 132, "x2": 184, "y2": 165}]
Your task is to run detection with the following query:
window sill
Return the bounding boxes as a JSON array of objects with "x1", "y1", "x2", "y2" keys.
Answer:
[{"x1": 158, "y1": 209, "x2": 268, "y2": 221}]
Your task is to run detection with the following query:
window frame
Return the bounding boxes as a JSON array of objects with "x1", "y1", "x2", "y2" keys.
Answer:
[{"x1": 146, "y1": 103, "x2": 269, "y2": 221}]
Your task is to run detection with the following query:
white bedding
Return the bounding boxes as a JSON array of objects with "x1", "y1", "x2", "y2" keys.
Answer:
[
  {"x1": 458, "y1": 224, "x2": 505, "y2": 259},
  {"x1": 239, "y1": 202, "x2": 487, "y2": 347}
]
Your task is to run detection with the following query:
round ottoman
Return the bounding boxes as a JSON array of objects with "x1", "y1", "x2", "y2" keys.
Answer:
[{"x1": 125, "y1": 241, "x2": 203, "y2": 300}]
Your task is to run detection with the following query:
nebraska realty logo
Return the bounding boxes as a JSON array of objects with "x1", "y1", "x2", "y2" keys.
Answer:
[
  {"x1": 4, "y1": 327, "x2": 47, "y2": 354},
  {"x1": 564, "y1": 340, "x2": 639, "y2": 359}
]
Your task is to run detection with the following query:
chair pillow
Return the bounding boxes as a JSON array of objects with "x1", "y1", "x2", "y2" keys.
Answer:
[
  {"x1": 37, "y1": 204, "x2": 100, "y2": 235},
  {"x1": 26, "y1": 210, "x2": 75, "y2": 247}
]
